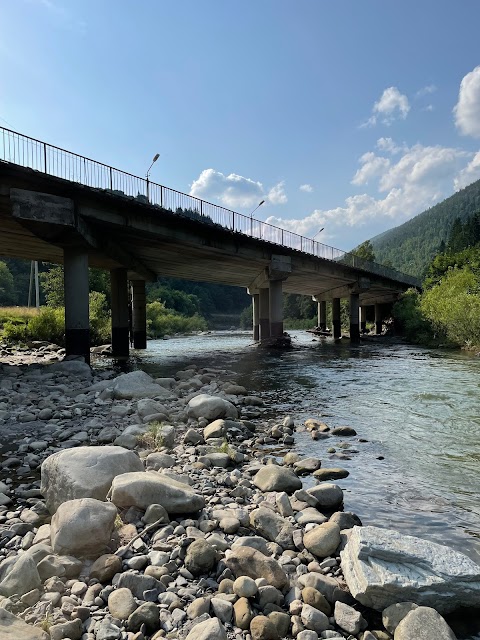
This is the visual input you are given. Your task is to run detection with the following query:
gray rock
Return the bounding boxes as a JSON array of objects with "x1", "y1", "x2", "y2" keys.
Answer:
[
  {"x1": 117, "y1": 571, "x2": 164, "y2": 599},
  {"x1": 145, "y1": 452, "x2": 175, "y2": 470},
  {"x1": 204, "y1": 419, "x2": 227, "y2": 439},
  {"x1": 303, "y1": 523, "x2": 341, "y2": 558},
  {"x1": 41, "y1": 445, "x2": 143, "y2": 513},
  {"x1": 184, "y1": 428, "x2": 204, "y2": 445},
  {"x1": 187, "y1": 394, "x2": 238, "y2": 420},
  {"x1": 334, "y1": 601, "x2": 366, "y2": 635},
  {"x1": 341, "y1": 525, "x2": 480, "y2": 613},
  {"x1": 307, "y1": 484, "x2": 343, "y2": 510},
  {"x1": 111, "y1": 471, "x2": 205, "y2": 513},
  {"x1": 127, "y1": 601, "x2": 160, "y2": 632},
  {"x1": 48, "y1": 360, "x2": 92, "y2": 378},
  {"x1": 331, "y1": 426, "x2": 356, "y2": 436},
  {"x1": 0, "y1": 607, "x2": 49, "y2": 639},
  {"x1": 51, "y1": 498, "x2": 117, "y2": 558},
  {"x1": 49, "y1": 618, "x2": 83, "y2": 640},
  {"x1": 112, "y1": 370, "x2": 173, "y2": 400},
  {"x1": 233, "y1": 576, "x2": 258, "y2": 598},
  {"x1": 329, "y1": 511, "x2": 362, "y2": 530},
  {"x1": 253, "y1": 465, "x2": 302, "y2": 494},
  {"x1": 108, "y1": 587, "x2": 137, "y2": 620},
  {"x1": 0, "y1": 555, "x2": 41, "y2": 597},
  {"x1": 394, "y1": 606, "x2": 457, "y2": 639},
  {"x1": 226, "y1": 546, "x2": 288, "y2": 590},
  {"x1": 231, "y1": 536, "x2": 271, "y2": 556},
  {"x1": 313, "y1": 468, "x2": 349, "y2": 481},
  {"x1": 301, "y1": 603, "x2": 330, "y2": 633},
  {"x1": 185, "y1": 539, "x2": 217, "y2": 575},
  {"x1": 296, "y1": 632, "x2": 319, "y2": 640},
  {"x1": 95, "y1": 619, "x2": 122, "y2": 640},
  {"x1": 211, "y1": 597, "x2": 233, "y2": 623},
  {"x1": 249, "y1": 507, "x2": 295, "y2": 549},
  {"x1": 137, "y1": 398, "x2": 168, "y2": 418},
  {"x1": 185, "y1": 617, "x2": 227, "y2": 640}
]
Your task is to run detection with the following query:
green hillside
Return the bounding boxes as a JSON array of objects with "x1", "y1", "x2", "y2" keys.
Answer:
[{"x1": 370, "y1": 178, "x2": 480, "y2": 278}]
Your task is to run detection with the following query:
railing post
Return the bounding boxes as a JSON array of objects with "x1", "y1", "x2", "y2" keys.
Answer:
[
  {"x1": 281, "y1": 228, "x2": 284, "y2": 245},
  {"x1": 146, "y1": 178, "x2": 150, "y2": 202},
  {"x1": 160, "y1": 186, "x2": 163, "y2": 208},
  {"x1": 43, "y1": 143, "x2": 47, "y2": 173},
  {"x1": 109, "y1": 167, "x2": 113, "y2": 191},
  {"x1": 300, "y1": 236, "x2": 303, "y2": 252},
  {"x1": 200, "y1": 200, "x2": 203, "y2": 216},
  {"x1": 250, "y1": 216, "x2": 253, "y2": 237},
  {"x1": 232, "y1": 211, "x2": 235, "y2": 230}
]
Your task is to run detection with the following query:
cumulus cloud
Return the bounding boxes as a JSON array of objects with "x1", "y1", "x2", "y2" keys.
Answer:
[
  {"x1": 300, "y1": 183, "x2": 313, "y2": 193},
  {"x1": 361, "y1": 87, "x2": 410, "y2": 127},
  {"x1": 454, "y1": 66, "x2": 480, "y2": 138},
  {"x1": 454, "y1": 151, "x2": 480, "y2": 190},
  {"x1": 351, "y1": 152, "x2": 390, "y2": 186},
  {"x1": 416, "y1": 84, "x2": 437, "y2": 98},
  {"x1": 376, "y1": 137, "x2": 404, "y2": 154},
  {"x1": 189, "y1": 169, "x2": 287, "y2": 209}
]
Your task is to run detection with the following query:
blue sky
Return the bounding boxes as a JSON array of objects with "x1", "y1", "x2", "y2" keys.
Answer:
[{"x1": 1, "y1": 0, "x2": 480, "y2": 250}]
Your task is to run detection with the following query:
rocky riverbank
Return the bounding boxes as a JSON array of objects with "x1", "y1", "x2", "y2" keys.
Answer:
[{"x1": 0, "y1": 356, "x2": 479, "y2": 640}]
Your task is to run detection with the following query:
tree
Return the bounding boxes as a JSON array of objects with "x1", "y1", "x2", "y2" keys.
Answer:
[
  {"x1": 0, "y1": 261, "x2": 15, "y2": 305},
  {"x1": 352, "y1": 240, "x2": 376, "y2": 262}
]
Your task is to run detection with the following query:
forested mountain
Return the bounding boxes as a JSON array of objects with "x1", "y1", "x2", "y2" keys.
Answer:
[{"x1": 370, "y1": 178, "x2": 480, "y2": 277}]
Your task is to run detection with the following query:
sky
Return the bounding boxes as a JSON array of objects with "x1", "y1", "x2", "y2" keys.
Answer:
[{"x1": 1, "y1": 0, "x2": 480, "y2": 250}]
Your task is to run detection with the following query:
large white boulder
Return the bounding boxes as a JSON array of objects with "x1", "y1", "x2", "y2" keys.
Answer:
[
  {"x1": 41, "y1": 446, "x2": 144, "y2": 513},
  {"x1": 0, "y1": 555, "x2": 41, "y2": 597},
  {"x1": 111, "y1": 370, "x2": 173, "y2": 400},
  {"x1": 0, "y1": 608, "x2": 49, "y2": 640},
  {"x1": 253, "y1": 465, "x2": 302, "y2": 494},
  {"x1": 187, "y1": 394, "x2": 238, "y2": 420},
  {"x1": 110, "y1": 472, "x2": 205, "y2": 513},
  {"x1": 341, "y1": 526, "x2": 480, "y2": 613},
  {"x1": 51, "y1": 498, "x2": 117, "y2": 558}
]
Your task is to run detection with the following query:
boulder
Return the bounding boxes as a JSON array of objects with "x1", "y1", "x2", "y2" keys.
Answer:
[
  {"x1": 48, "y1": 360, "x2": 91, "y2": 378},
  {"x1": 51, "y1": 498, "x2": 117, "y2": 558},
  {"x1": 313, "y1": 468, "x2": 349, "y2": 481},
  {"x1": 41, "y1": 446, "x2": 143, "y2": 513},
  {"x1": 253, "y1": 466, "x2": 302, "y2": 494},
  {"x1": 249, "y1": 507, "x2": 295, "y2": 549},
  {"x1": 382, "y1": 602, "x2": 419, "y2": 634},
  {"x1": 394, "y1": 606, "x2": 457, "y2": 639},
  {"x1": 137, "y1": 398, "x2": 168, "y2": 418},
  {"x1": 334, "y1": 601, "x2": 367, "y2": 635},
  {"x1": 301, "y1": 603, "x2": 330, "y2": 633},
  {"x1": 0, "y1": 608, "x2": 49, "y2": 639},
  {"x1": 187, "y1": 394, "x2": 238, "y2": 420},
  {"x1": 307, "y1": 483, "x2": 344, "y2": 510},
  {"x1": 303, "y1": 522, "x2": 341, "y2": 558},
  {"x1": 90, "y1": 554, "x2": 123, "y2": 582},
  {"x1": 0, "y1": 555, "x2": 41, "y2": 597},
  {"x1": 250, "y1": 615, "x2": 280, "y2": 640},
  {"x1": 110, "y1": 471, "x2": 205, "y2": 513},
  {"x1": 185, "y1": 539, "x2": 217, "y2": 575},
  {"x1": 226, "y1": 547, "x2": 288, "y2": 590},
  {"x1": 341, "y1": 525, "x2": 480, "y2": 613},
  {"x1": 145, "y1": 452, "x2": 175, "y2": 470},
  {"x1": 112, "y1": 370, "x2": 172, "y2": 400},
  {"x1": 185, "y1": 617, "x2": 227, "y2": 640},
  {"x1": 203, "y1": 419, "x2": 227, "y2": 439}
]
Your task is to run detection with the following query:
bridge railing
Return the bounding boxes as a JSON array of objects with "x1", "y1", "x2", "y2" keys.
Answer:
[{"x1": 0, "y1": 126, "x2": 420, "y2": 288}]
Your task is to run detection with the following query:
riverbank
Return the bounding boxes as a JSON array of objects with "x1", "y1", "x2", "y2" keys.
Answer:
[{"x1": 0, "y1": 352, "x2": 479, "y2": 639}]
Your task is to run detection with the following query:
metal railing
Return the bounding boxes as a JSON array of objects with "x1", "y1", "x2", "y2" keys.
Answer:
[{"x1": 0, "y1": 126, "x2": 420, "y2": 287}]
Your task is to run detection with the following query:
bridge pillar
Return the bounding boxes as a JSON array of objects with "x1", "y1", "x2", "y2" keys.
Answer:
[
  {"x1": 375, "y1": 302, "x2": 383, "y2": 335},
  {"x1": 110, "y1": 268, "x2": 129, "y2": 358},
  {"x1": 269, "y1": 279, "x2": 284, "y2": 337},
  {"x1": 350, "y1": 293, "x2": 360, "y2": 344},
  {"x1": 332, "y1": 298, "x2": 341, "y2": 340},
  {"x1": 360, "y1": 305, "x2": 367, "y2": 334},
  {"x1": 64, "y1": 248, "x2": 90, "y2": 363},
  {"x1": 252, "y1": 293, "x2": 260, "y2": 341},
  {"x1": 318, "y1": 300, "x2": 327, "y2": 331},
  {"x1": 131, "y1": 280, "x2": 147, "y2": 349},
  {"x1": 259, "y1": 288, "x2": 270, "y2": 340}
]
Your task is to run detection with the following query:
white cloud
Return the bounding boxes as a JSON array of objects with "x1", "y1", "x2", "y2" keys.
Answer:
[
  {"x1": 300, "y1": 183, "x2": 313, "y2": 193},
  {"x1": 351, "y1": 152, "x2": 390, "y2": 186},
  {"x1": 189, "y1": 169, "x2": 287, "y2": 209},
  {"x1": 454, "y1": 151, "x2": 480, "y2": 190},
  {"x1": 361, "y1": 87, "x2": 410, "y2": 127},
  {"x1": 454, "y1": 66, "x2": 480, "y2": 138},
  {"x1": 423, "y1": 104, "x2": 434, "y2": 112},
  {"x1": 268, "y1": 181, "x2": 288, "y2": 205},
  {"x1": 416, "y1": 84, "x2": 437, "y2": 98},
  {"x1": 376, "y1": 137, "x2": 404, "y2": 154}
]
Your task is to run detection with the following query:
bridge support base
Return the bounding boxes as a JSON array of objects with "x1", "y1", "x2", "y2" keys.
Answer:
[
  {"x1": 350, "y1": 293, "x2": 360, "y2": 344},
  {"x1": 252, "y1": 293, "x2": 260, "y2": 341},
  {"x1": 332, "y1": 298, "x2": 341, "y2": 340},
  {"x1": 111, "y1": 268, "x2": 129, "y2": 358},
  {"x1": 269, "y1": 279, "x2": 284, "y2": 337},
  {"x1": 259, "y1": 288, "x2": 270, "y2": 340},
  {"x1": 64, "y1": 248, "x2": 90, "y2": 363},
  {"x1": 131, "y1": 280, "x2": 147, "y2": 349},
  {"x1": 318, "y1": 300, "x2": 327, "y2": 331},
  {"x1": 375, "y1": 302, "x2": 383, "y2": 335},
  {"x1": 360, "y1": 305, "x2": 367, "y2": 334}
]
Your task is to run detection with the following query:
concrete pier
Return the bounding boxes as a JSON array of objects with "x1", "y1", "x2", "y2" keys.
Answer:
[
  {"x1": 360, "y1": 305, "x2": 367, "y2": 334},
  {"x1": 375, "y1": 302, "x2": 383, "y2": 335},
  {"x1": 252, "y1": 293, "x2": 260, "y2": 341},
  {"x1": 110, "y1": 268, "x2": 129, "y2": 358},
  {"x1": 350, "y1": 293, "x2": 360, "y2": 344},
  {"x1": 269, "y1": 279, "x2": 284, "y2": 337},
  {"x1": 332, "y1": 298, "x2": 341, "y2": 340},
  {"x1": 64, "y1": 248, "x2": 90, "y2": 362},
  {"x1": 131, "y1": 280, "x2": 147, "y2": 349},
  {"x1": 318, "y1": 300, "x2": 327, "y2": 331},
  {"x1": 259, "y1": 288, "x2": 270, "y2": 340}
]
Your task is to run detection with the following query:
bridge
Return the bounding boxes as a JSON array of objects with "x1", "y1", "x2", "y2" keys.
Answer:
[{"x1": 0, "y1": 127, "x2": 420, "y2": 361}]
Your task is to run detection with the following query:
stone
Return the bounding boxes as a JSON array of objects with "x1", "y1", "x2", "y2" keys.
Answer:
[
  {"x1": 210, "y1": 597, "x2": 233, "y2": 623},
  {"x1": 301, "y1": 587, "x2": 331, "y2": 615},
  {"x1": 295, "y1": 508, "x2": 328, "y2": 526},
  {"x1": 112, "y1": 370, "x2": 172, "y2": 400},
  {"x1": 301, "y1": 603, "x2": 330, "y2": 634},
  {"x1": 187, "y1": 394, "x2": 238, "y2": 420},
  {"x1": 48, "y1": 360, "x2": 92, "y2": 378},
  {"x1": 298, "y1": 572, "x2": 347, "y2": 604},
  {"x1": 203, "y1": 419, "x2": 227, "y2": 439},
  {"x1": 51, "y1": 498, "x2": 117, "y2": 558},
  {"x1": 250, "y1": 615, "x2": 280, "y2": 640},
  {"x1": 303, "y1": 523, "x2": 341, "y2": 558},
  {"x1": 382, "y1": 602, "x2": 419, "y2": 633},
  {"x1": 184, "y1": 539, "x2": 217, "y2": 575},
  {"x1": 41, "y1": 445, "x2": 143, "y2": 513},
  {"x1": 334, "y1": 601, "x2": 366, "y2": 635},
  {"x1": 341, "y1": 526, "x2": 480, "y2": 613},
  {"x1": 294, "y1": 458, "x2": 322, "y2": 474},
  {"x1": 0, "y1": 608, "x2": 49, "y2": 640},
  {"x1": 331, "y1": 426, "x2": 357, "y2": 436},
  {"x1": 110, "y1": 471, "x2": 205, "y2": 513},
  {"x1": 313, "y1": 468, "x2": 349, "y2": 481},
  {"x1": 0, "y1": 555, "x2": 41, "y2": 597},
  {"x1": 231, "y1": 536, "x2": 271, "y2": 556},
  {"x1": 276, "y1": 492, "x2": 294, "y2": 517},
  {"x1": 37, "y1": 554, "x2": 66, "y2": 581},
  {"x1": 307, "y1": 484, "x2": 343, "y2": 510},
  {"x1": 329, "y1": 511, "x2": 362, "y2": 530},
  {"x1": 90, "y1": 554, "x2": 123, "y2": 582},
  {"x1": 94, "y1": 619, "x2": 122, "y2": 640},
  {"x1": 253, "y1": 465, "x2": 302, "y2": 494},
  {"x1": 142, "y1": 503, "x2": 169, "y2": 525},
  {"x1": 233, "y1": 597, "x2": 254, "y2": 629},
  {"x1": 394, "y1": 606, "x2": 457, "y2": 640},
  {"x1": 127, "y1": 601, "x2": 160, "y2": 632},
  {"x1": 145, "y1": 452, "x2": 175, "y2": 470},
  {"x1": 137, "y1": 398, "x2": 168, "y2": 418},
  {"x1": 117, "y1": 571, "x2": 164, "y2": 599},
  {"x1": 185, "y1": 617, "x2": 227, "y2": 640},
  {"x1": 108, "y1": 587, "x2": 137, "y2": 619},
  {"x1": 184, "y1": 428, "x2": 204, "y2": 445},
  {"x1": 187, "y1": 597, "x2": 211, "y2": 619},
  {"x1": 249, "y1": 507, "x2": 295, "y2": 549},
  {"x1": 233, "y1": 576, "x2": 258, "y2": 598},
  {"x1": 296, "y1": 632, "x2": 319, "y2": 640},
  {"x1": 268, "y1": 611, "x2": 290, "y2": 637},
  {"x1": 49, "y1": 618, "x2": 83, "y2": 640},
  {"x1": 226, "y1": 547, "x2": 288, "y2": 590}
]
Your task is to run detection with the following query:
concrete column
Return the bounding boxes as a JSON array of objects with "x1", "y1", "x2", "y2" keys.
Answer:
[
  {"x1": 259, "y1": 288, "x2": 270, "y2": 340},
  {"x1": 64, "y1": 248, "x2": 90, "y2": 363},
  {"x1": 252, "y1": 294, "x2": 260, "y2": 341},
  {"x1": 110, "y1": 268, "x2": 129, "y2": 358},
  {"x1": 332, "y1": 298, "x2": 341, "y2": 340},
  {"x1": 318, "y1": 300, "x2": 327, "y2": 331},
  {"x1": 131, "y1": 280, "x2": 147, "y2": 349},
  {"x1": 269, "y1": 279, "x2": 284, "y2": 337},
  {"x1": 360, "y1": 305, "x2": 367, "y2": 334},
  {"x1": 375, "y1": 303, "x2": 383, "y2": 335},
  {"x1": 350, "y1": 293, "x2": 360, "y2": 344}
]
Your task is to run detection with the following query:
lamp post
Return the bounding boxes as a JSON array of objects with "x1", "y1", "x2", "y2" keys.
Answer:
[
  {"x1": 249, "y1": 199, "x2": 265, "y2": 237},
  {"x1": 312, "y1": 227, "x2": 324, "y2": 239},
  {"x1": 146, "y1": 153, "x2": 160, "y2": 202}
]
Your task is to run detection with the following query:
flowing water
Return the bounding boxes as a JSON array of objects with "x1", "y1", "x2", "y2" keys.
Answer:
[{"x1": 136, "y1": 330, "x2": 480, "y2": 637}]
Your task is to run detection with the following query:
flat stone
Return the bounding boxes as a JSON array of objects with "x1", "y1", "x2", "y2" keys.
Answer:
[
  {"x1": 331, "y1": 426, "x2": 357, "y2": 436},
  {"x1": 334, "y1": 601, "x2": 366, "y2": 635},
  {"x1": 394, "y1": 606, "x2": 457, "y2": 640},
  {"x1": 187, "y1": 394, "x2": 238, "y2": 420},
  {"x1": 0, "y1": 554, "x2": 41, "y2": 597},
  {"x1": 253, "y1": 466, "x2": 302, "y2": 494},
  {"x1": 0, "y1": 609, "x2": 49, "y2": 639},
  {"x1": 307, "y1": 484, "x2": 343, "y2": 510},
  {"x1": 111, "y1": 370, "x2": 173, "y2": 400},
  {"x1": 249, "y1": 507, "x2": 295, "y2": 549},
  {"x1": 301, "y1": 603, "x2": 330, "y2": 634},
  {"x1": 313, "y1": 468, "x2": 349, "y2": 481},
  {"x1": 226, "y1": 546, "x2": 288, "y2": 590},
  {"x1": 185, "y1": 617, "x2": 227, "y2": 640}
]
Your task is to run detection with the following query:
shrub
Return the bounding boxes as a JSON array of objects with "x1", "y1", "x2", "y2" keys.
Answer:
[
  {"x1": 27, "y1": 307, "x2": 65, "y2": 344},
  {"x1": 393, "y1": 289, "x2": 436, "y2": 344},
  {"x1": 89, "y1": 291, "x2": 111, "y2": 345},
  {"x1": 146, "y1": 301, "x2": 207, "y2": 337}
]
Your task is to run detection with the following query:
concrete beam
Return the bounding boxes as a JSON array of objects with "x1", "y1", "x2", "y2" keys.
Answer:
[{"x1": 313, "y1": 277, "x2": 371, "y2": 302}]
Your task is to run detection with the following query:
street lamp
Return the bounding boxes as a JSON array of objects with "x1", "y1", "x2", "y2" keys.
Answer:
[
  {"x1": 146, "y1": 153, "x2": 160, "y2": 201},
  {"x1": 312, "y1": 227, "x2": 324, "y2": 239},
  {"x1": 249, "y1": 200, "x2": 265, "y2": 237}
]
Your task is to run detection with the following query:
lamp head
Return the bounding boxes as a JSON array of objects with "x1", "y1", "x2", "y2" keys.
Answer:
[{"x1": 152, "y1": 153, "x2": 160, "y2": 163}]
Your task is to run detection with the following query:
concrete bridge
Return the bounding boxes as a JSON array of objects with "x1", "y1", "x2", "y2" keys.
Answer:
[{"x1": 0, "y1": 127, "x2": 420, "y2": 361}]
